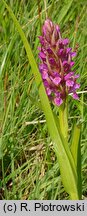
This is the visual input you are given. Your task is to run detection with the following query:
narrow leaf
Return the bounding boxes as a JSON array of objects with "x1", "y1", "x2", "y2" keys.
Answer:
[
  {"x1": 71, "y1": 123, "x2": 81, "y2": 167},
  {"x1": 70, "y1": 122, "x2": 82, "y2": 199}
]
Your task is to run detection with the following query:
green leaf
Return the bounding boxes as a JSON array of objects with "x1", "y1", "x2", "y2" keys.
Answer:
[
  {"x1": 71, "y1": 123, "x2": 81, "y2": 167},
  {"x1": 70, "y1": 122, "x2": 81, "y2": 199},
  {"x1": 2, "y1": 0, "x2": 79, "y2": 199}
]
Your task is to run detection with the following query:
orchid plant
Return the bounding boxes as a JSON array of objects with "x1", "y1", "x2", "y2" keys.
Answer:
[
  {"x1": 38, "y1": 19, "x2": 81, "y2": 199},
  {"x1": 3, "y1": 0, "x2": 82, "y2": 200}
]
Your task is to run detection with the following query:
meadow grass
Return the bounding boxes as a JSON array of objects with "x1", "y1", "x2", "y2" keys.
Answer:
[{"x1": 0, "y1": 0, "x2": 87, "y2": 199}]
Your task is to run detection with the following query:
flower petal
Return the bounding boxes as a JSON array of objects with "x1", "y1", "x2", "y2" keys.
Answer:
[
  {"x1": 72, "y1": 92, "x2": 79, "y2": 100},
  {"x1": 66, "y1": 79, "x2": 74, "y2": 87},
  {"x1": 74, "y1": 83, "x2": 80, "y2": 89},
  {"x1": 71, "y1": 52, "x2": 77, "y2": 58},
  {"x1": 64, "y1": 72, "x2": 74, "y2": 80},
  {"x1": 46, "y1": 87, "x2": 52, "y2": 96},
  {"x1": 42, "y1": 70, "x2": 48, "y2": 79},
  {"x1": 39, "y1": 52, "x2": 46, "y2": 60},
  {"x1": 54, "y1": 97, "x2": 63, "y2": 106},
  {"x1": 52, "y1": 77, "x2": 61, "y2": 85}
]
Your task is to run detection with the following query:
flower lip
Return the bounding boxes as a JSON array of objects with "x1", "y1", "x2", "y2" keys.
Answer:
[
  {"x1": 63, "y1": 61, "x2": 70, "y2": 72},
  {"x1": 74, "y1": 83, "x2": 80, "y2": 89},
  {"x1": 72, "y1": 92, "x2": 79, "y2": 100},
  {"x1": 38, "y1": 36, "x2": 44, "y2": 45},
  {"x1": 64, "y1": 72, "x2": 74, "y2": 80},
  {"x1": 42, "y1": 70, "x2": 48, "y2": 80},
  {"x1": 66, "y1": 47, "x2": 72, "y2": 53},
  {"x1": 70, "y1": 61, "x2": 75, "y2": 67},
  {"x1": 50, "y1": 76, "x2": 61, "y2": 85},
  {"x1": 58, "y1": 38, "x2": 69, "y2": 48},
  {"x1": 46, "y1": 87, "x2": 52, "y2": 96},
  {"x1": 66, "y1": 79, "x2": 74, "y2": 87},
  {"x1": 71, "y1": 52, "x2": 77, "y2": 57},
  {"x1": 62, "y1": 38, "x2": 69, "y2": 45},
  {"x1": 38, "y1": 52, "x2": 46, "y2": 60},
  {"x1": 54, "y1": 97, "x2": 63, "y2": 106},
  {"x1": 39, "y1": 63, "x2": 48, "y2": 72},
  {"x1": 49, "y1": 58, "x2": 56, "y2": 65}
]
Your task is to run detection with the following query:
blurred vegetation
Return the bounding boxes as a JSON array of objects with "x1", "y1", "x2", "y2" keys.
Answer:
[{"x1": 0, "y1": 0, "x2": 87, "y2": 199}]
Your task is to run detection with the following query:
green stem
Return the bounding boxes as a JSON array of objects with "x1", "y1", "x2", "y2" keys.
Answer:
[{"x1": 59, "y1": 100, "x2": 68, "y2": 142}]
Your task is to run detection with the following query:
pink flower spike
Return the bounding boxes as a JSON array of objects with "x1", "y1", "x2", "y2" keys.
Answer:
[{"x1": 38, "y1": 19, "x2": 80, "y2": 106}]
